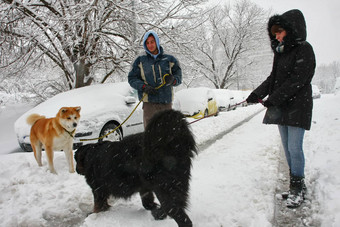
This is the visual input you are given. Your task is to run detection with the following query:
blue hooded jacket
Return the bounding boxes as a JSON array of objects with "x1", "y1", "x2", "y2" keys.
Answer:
[{"x1": 128, "y1": 30, "x2": 182, "y2": 104}]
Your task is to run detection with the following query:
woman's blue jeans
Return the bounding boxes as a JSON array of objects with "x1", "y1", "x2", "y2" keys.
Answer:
[{"x1": 278, "y1": 125, "x2": 305, "y2": 177}]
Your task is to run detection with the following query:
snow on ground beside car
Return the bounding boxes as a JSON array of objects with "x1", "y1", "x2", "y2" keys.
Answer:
[
  {"x1": 0, "y1": 101, "x2": 34, "y2": 155},
  {"x1": 0, "y1": 94, "x2": 339, "y2": 226}
]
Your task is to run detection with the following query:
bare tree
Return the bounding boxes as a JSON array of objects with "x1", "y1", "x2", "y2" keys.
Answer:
[
  {"x1": 0, "y1": 0, "x2": 205, "y2": 93},
  {"x1": 187, "y1": 0, "x2": 268, "y2": 89}
]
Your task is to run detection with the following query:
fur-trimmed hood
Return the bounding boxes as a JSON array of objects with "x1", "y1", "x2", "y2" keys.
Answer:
[
  {"x1": 142, "y1": 30, "x2": 162, "y2": 59},
  {"x1": 267, "y1": 9, "x2": 307, "y2": 52}
]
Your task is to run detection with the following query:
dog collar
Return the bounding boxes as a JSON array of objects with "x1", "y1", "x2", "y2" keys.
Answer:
[{"x1": 64, "y1": 128, "x2": 75, "y2": 138}]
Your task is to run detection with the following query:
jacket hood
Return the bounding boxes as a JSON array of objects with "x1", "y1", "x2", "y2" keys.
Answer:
[
  {"x1": 268, "y1": 9, "x2": 307, "y2": 51},
  {"x1": 143, "y1": 30, "x2": 161, "y2": 58}
]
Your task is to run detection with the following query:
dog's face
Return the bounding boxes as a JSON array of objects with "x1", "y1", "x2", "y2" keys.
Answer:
[{"x1": 57, "y1": 106, "x2": 81, "y2": 132}]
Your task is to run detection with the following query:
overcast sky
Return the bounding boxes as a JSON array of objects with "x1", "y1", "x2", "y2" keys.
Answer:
[{"x1": 210, "y1": 0, "x2": 340, "y2": 66}]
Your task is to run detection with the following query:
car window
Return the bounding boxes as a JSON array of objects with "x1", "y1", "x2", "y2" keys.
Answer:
[{"x1": 129, "y1": 88, "x2": 139, "y2": 98}]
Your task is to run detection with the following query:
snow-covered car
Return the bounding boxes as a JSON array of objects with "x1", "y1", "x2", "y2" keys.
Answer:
[
  {"x1": 14, "y1": 82, "x2": 144, "y2": 152},
  {"x1": 312, "y1": 84, "x2": 321, "y2": 99},
  {"x1": 173, "y1": 87, "x2": 218, "y2": 119},
  {"x1": 229, "y1": 90, "x2": 251, "y2": 107},
  {"x1": 335, "y1": 78, "x2": 340, "y2": 95},
  {"x1": 213, "y1": 89, "x2": 237, "y2": 111}
]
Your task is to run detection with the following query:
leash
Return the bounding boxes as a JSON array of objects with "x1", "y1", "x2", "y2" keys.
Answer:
[
  {"x1": 188, "y1": 112, "x2": 217, "y2": 125},
  {"x1": 64, "y1": 128, "x2": 76, "y2": 138},
  {"x1": 216, "y1": 100, "x2": 247, "y2": 112},
  {"x1": 258, "y1": 98, "x2": 264, "y2": 105},
  {"x1": 78, "y1": 74, "x2": 169, "y2": 142},
  {"x1": 229, "y1": 100, "x2": 247, "y2": 110}
]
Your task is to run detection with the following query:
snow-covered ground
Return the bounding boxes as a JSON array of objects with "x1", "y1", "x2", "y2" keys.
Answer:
[{"x1": 0, "y1": 94, "x2": 339, "y2": 226}]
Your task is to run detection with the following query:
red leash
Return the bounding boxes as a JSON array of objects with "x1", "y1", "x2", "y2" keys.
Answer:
[
  {"x1": 258, "y1": 98, "x2": 264, "y2": 105},
  {"x1": 229, "y1": 100, "x2": 247, "y2": 109}
]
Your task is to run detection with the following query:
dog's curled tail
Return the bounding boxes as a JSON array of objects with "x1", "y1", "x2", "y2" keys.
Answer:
[{"x1": 26, "y1": 114, "x2": 46, "y2": 125}]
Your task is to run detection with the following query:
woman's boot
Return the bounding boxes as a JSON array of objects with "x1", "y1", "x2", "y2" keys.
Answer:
[
  {"x1": 286, "y1": 175, "x2": 305, "y2": 208},
  {"x1": 282, "y1": 171, "x2": 306, "y2": 200}
]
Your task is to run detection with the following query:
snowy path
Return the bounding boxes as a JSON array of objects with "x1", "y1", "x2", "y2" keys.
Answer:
[
  {"x1": 196, "y1": 108, "x2": 264, "y2": 151},
  {"x1": 1, "y1": 105, "x2": 281, "y2": 227},
  {"x1": 272, "y1": 147, "x2": 319, "y2": 227},
  {"x1": 272, "y1": 94, "x2": 340, "y2": 227},
  {"x1": 189, "y1": 110, "x2": 280, "y2": 226},
  {"x1": 1, "y1": 95, "x2": 340, "y2": 226}
]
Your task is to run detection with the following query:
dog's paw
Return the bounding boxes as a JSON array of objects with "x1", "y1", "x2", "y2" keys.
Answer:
[
  {"x1": 93, "y1": 202, "x2": 111, "y2": 213},
  {"x1": 49, "y1": 169, "x2": 57, "y2": 174},
  {"x1": 151, "y1": 207, "x2": 167, "y2": 220}
]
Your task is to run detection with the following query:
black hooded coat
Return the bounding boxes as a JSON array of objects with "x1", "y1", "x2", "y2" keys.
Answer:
[{"x1": 253, "y1": 9, "x2": 316, "y2": 130}]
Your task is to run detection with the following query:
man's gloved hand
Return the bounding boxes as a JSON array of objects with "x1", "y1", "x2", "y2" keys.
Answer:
[
  {"x1": 142, "y1": 84, "x2": 158, "y2": 95},
  {"x1": 164, "y1": 74, "x2": 175, "y2": 86},
  {"x1": 263, "y1": 100, "x2": 273, "y2": 107},
  {"x1": 246, "y1": 93, "x2": 259, "y2": 104}
]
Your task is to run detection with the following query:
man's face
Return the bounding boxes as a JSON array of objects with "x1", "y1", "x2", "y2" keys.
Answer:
[{"x1": 146, "y1": 35, "x2": 158, "y2": 55}]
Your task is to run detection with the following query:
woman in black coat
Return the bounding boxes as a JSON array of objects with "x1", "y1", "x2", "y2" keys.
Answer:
[{"x1": 246, "y1": 9, "x2": 316, "y2": 208}]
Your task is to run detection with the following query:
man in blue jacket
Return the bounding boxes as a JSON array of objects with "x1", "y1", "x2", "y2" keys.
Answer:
[{"x1": 128, "y1": 30, "x2": 182, "y2": 128}]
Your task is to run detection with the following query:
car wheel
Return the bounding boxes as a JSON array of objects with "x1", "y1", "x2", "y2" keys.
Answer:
[
  {"x1": 99, "y1": 122, "x2": 123, "y2": 142},
  {"x1": 19, "y1": 142, "x2": 31, "y2": 152}
]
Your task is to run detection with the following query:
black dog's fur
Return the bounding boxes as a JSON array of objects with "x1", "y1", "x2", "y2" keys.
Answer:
[{"x1": 75, "y1": 109, "x2": 197, "y2": 227}]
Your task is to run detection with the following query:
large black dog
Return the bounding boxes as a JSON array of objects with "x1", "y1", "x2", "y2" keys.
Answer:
[{"x1": 75, "y1": 109, "x2": 197, "y2": 227}]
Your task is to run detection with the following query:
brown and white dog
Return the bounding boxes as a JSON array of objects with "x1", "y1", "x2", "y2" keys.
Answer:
[{"x1": 26, "y1": 106, "x2": 81, "y2": 174}]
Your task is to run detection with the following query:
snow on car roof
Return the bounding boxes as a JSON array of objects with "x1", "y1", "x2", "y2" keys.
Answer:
[
  {"x1": 14, "y1": 82, "x2": 138, "y2": 135},
  {"x1": 174, "y1": 87, "x2": 213, "y2": 115},
  {"x1": 17, "y1": 82, "x2": 134, "y2": 118}
]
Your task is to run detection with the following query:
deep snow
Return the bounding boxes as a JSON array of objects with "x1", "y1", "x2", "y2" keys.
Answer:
[{"x1": 0, "y1": 94, "x2": 339, "y2": 226}]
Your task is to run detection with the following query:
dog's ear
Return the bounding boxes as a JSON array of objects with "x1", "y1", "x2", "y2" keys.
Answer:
[
  {"x1": 75, "y1": 106, "x2": 81, "y2": 112},
  {"x1": 61, "y1": 108, "x2": 68, "y2": 113}
]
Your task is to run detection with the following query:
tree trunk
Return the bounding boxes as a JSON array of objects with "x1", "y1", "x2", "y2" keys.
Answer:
[{"x1": 74, "y1": 60, "x2": 93, "y2": 88}]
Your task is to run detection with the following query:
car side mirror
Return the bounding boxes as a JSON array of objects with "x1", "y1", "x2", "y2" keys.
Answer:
[{"x1": 125, "y1": 96, "x2": 137, "y2": 105}]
